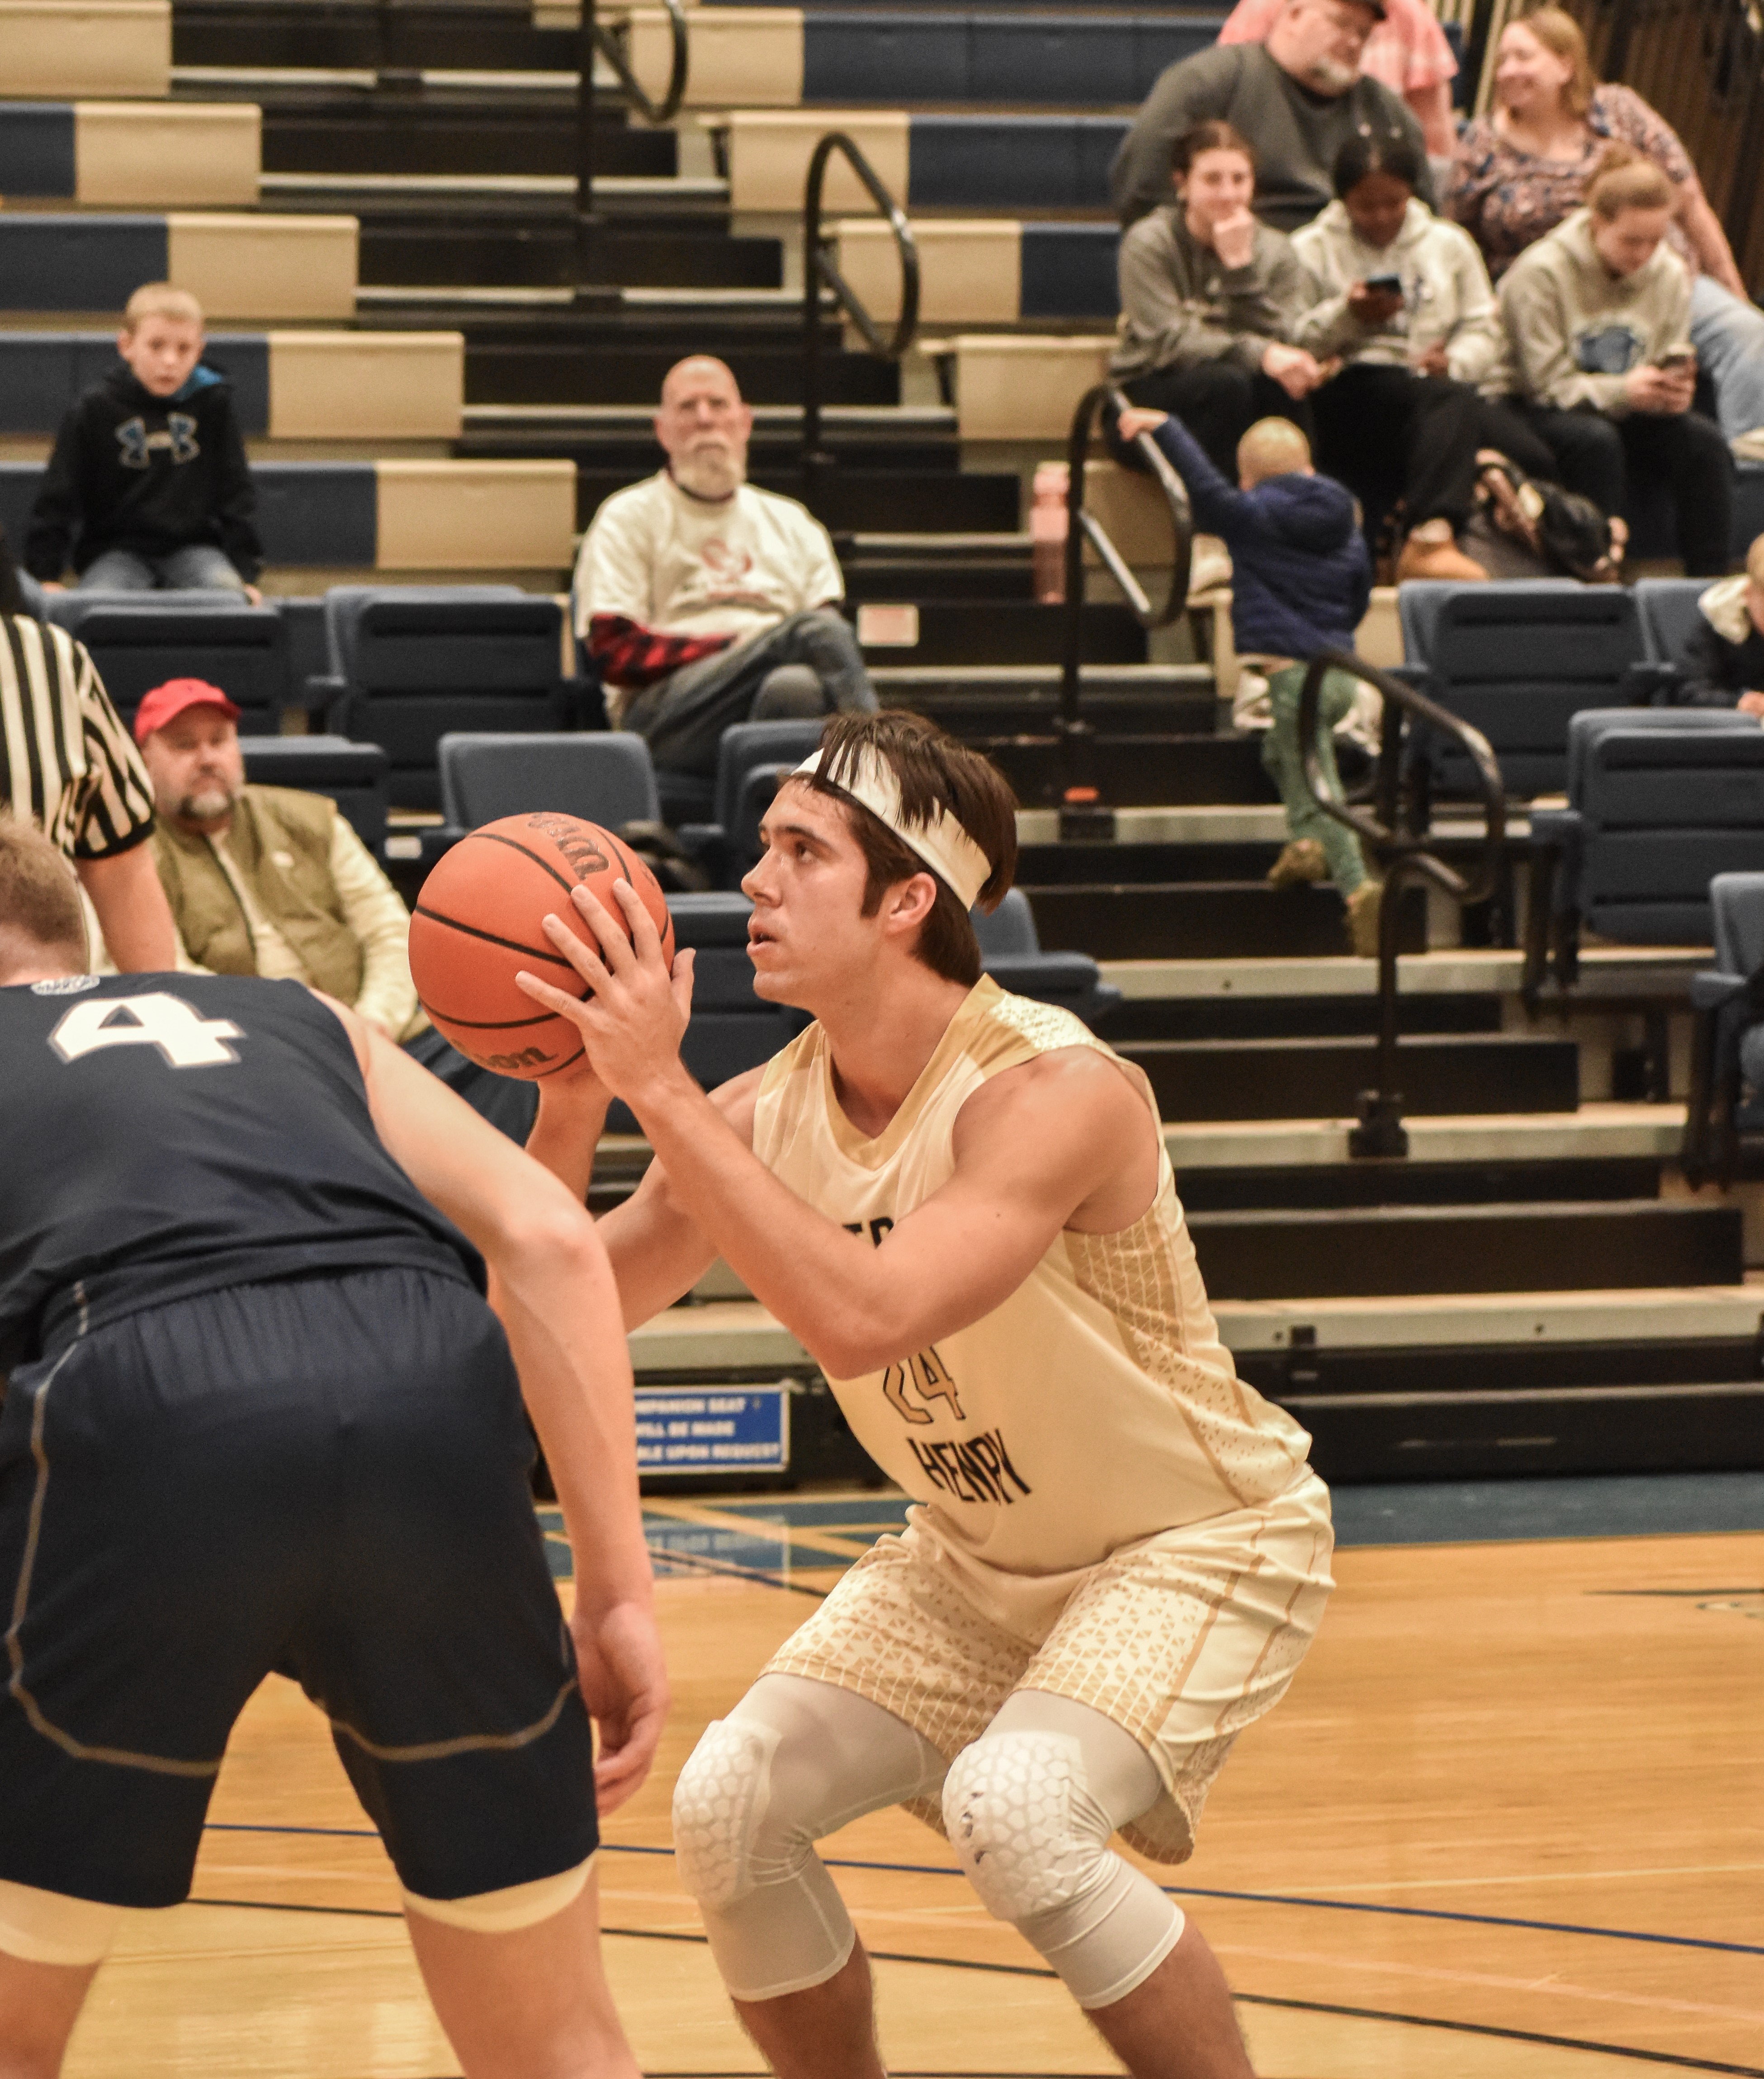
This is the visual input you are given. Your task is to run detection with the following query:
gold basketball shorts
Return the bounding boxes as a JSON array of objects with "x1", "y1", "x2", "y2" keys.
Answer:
[{"x1": 766, "y1": 1469, "x2": 1334, "y2": 1864}]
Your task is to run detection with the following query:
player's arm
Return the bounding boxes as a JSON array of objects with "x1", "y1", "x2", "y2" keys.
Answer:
[
  {"x1": 319, "y1": 993, "x2": 667, "y2": 1811},
  {"x1": 525, "y1": 1060, "x2": 758, "y2": 1328},
  {"x1": 515, "y1": 887, "x2": 1160, "y2": 1377}
]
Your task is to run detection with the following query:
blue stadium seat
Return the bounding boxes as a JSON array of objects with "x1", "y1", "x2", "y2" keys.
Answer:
[
  {"x1": 974, "y1": 888, "x2": 1121, "y2": 1028},
  {"x1": 1397, "y1": 581, "x2": 1650, "y2": 803},
  {"x1": 42, "y1": 588, "x2": 250, "y2": 633},
  {"x1": 1524, "y1": 708, "x2": 1764, "y2": 995},
  {"x1": 1683, "y1": 872, "x2": 1764, "y2": 1186},
  {"x1": 437, "y1": 730, "x2": 661, "y2": 832},
  {"x1": 679, "y1": 717, "x2": 827, "y2": 884},
  {"x1": 1633, "y1": 577, "x2": 1712, "y2": 690},
  {"x1": 75, "y1": 604, "x2": 289, "y2": 735},
  {"x1": 311, "y1": 587, "x2": 568, "y2": 811},
  {"x1": 240, "y1": 735, "x2": 391, "y2": 856}
]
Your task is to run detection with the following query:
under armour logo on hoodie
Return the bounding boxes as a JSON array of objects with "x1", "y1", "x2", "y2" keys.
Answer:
[{"x1": 114, "y1": 414, "x2": 202, "y2": 469}]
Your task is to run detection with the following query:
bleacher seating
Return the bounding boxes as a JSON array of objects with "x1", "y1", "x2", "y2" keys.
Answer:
[
  {"x1": 311, "y1": 589, "x2": 570, "y2": 810},
  {"x1": 438, "y1": 730, "x2": 660, "y2": 833},
  {"x1": 1634, "y1": 577, "x2": 1714, "y2": 687},
  {"x1": 0, "y1": 212, "x2": 356, "y2": 321},
  {"x1": 973, "y1": 888, "x2": 1120, "y2": 1028},
  {"x1": 8, "y1": 0, "x2": 172, "y2": 98},
  {"x1": 1683, "y1": 873, "x2": 1764, "y2": 1187},
  {"x1": 0, "y1": 99, "x2": 259, "y2": 205},
  {"x1": 1396, "y1": 582, "x2": 1651, "y2": 805},
  {"x1": 0, "y1": 332, "x2": 463, "y2": 441},
  {"x1": 76, "y1": 603, "x2": 290, "y2": 735},
  {"x1": 835, "y1": 220, "x2": 1118, "y2": 324},
  {"x1": 679, "y1": 718, "x2": 828, "y2": 886},
  {"x1": 240, "y1": 734, "x2": 390, "y2": 854},
  {"x1": 1525, "y1": 708, "x2": 1764, "y2": 993}
]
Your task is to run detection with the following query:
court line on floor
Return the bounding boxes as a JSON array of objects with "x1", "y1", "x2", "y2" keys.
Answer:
[
  {"x1": 180, "y1": 1901, "x2": 1763, "y2": 2077},
  {"x1": 200, "y1": 1828, "x2": 1760, "y2": 1959}
]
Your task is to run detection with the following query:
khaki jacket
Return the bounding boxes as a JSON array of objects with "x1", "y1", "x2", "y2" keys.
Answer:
[{"x1": 153, "y1": 786, "x2": 422, "y2": 1037}]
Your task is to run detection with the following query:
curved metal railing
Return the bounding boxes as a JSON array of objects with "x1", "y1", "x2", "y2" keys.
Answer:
[
  {"x1": 572, "y1": 0, "x2": 689, "y2": 290},
  {"x1": 801, "y1": 132, "x2": 919, "y2": 495},
  {"x1": 1297, "y1": 650, "x2": 1506, "y2": 1156},
  {"x1": 1057, "y1": 384, "x2": 1193, "y2": 792},
  {"x1": 596, "y1": 0, "x2": 690, "y2": 125}
]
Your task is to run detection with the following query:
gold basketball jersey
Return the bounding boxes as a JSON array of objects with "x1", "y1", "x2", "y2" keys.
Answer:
[{"x1": 751, "y1": 977, "x2": 1319, "y2": 1642}]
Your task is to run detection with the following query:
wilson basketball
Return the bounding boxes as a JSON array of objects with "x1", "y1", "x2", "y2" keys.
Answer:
[{"x1": 409, "y1": 812, "x2": 676, "y2": 1080}]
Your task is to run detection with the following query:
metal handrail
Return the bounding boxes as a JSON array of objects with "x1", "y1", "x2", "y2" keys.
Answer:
[
  {"x1": 1058, "y1": 384, "x2": 1193, "y2": 795},
  {"x1": 596, "y1": 0, "x2": 690, "y2": 125},
  {"x1": 573, "y1": 0, "x2": 690, "y2": 294},
  {"x1": 801, "y1": 132, "x2": 919, "y2": 497},
  {"x1": 1297, "y1": 650, "x2": 1506, "y2": 1157}
]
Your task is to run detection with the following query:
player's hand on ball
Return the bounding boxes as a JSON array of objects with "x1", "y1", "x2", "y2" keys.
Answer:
[
  {"x1": 572, "y1": 1600, "x2": 670, "y2": 1811},
  {"x1": 515, "y1": 879, "x2": 695, "y2": 1105}
]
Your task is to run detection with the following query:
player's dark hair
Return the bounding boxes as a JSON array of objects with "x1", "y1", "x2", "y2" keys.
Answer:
[
  {"x1": 1333, "y1": 128, "x2": 1424, "y2": 199},
  {"x1": 802, "y1": 711, "x2": 1018, "y2": 986},
  {"x1": 0, "y1": 527, "x2": 26, "y2": 619},
  {"x1": 0, "y1": 814, "x2": 86, "y2": 967}
]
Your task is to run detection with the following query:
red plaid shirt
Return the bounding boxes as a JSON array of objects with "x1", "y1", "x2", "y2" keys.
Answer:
[{"x1": 587, "y1": 614, "x2": 733, "y2": 690}]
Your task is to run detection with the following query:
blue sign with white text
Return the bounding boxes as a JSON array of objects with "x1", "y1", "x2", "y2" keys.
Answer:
[{"x1": 636, "y1": 1386, "x2": 791, "y2": 1473}]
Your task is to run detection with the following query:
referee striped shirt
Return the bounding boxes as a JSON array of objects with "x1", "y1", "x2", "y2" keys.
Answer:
[{"x1": 0, "y1": 613, "x2": 155, "y2": 859}]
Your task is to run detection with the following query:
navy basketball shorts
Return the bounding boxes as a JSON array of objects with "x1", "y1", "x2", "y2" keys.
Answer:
[{"x1": 0, "y1": 1266, "x2": 598, "y2": 1909}]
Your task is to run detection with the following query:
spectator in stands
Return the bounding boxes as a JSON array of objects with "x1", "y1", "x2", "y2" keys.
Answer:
[
  {"x1": 1499, "y1": 147, "x2": 1733, "y2": 577},
  {"x1": 1216, "y1": 0, "x2": 1458, "y2": 158},
  {"x1": 1292, "y1": 128, "x2": 1559, "y2": 579},
  {"x1": 1111, "y1": 122, "x2": 1322, "y2": 477},
  {"x1": 135, "y1": 677, "x2": 535, "y2": 1137},
  {"x1": 0, "y1": 530, "x2": 178, "y2": 971},
  {"x1": 1111, "y1": 0, "x2": 1434, "y2": 232},
  {"x1": 1116, "y1": 405, "x2": 1382, "y2": 953},
  {"x1": 1447, "y1": 7, "x2": 1764, "y2": 464},
  {"x1": 25, "y1": 284, "x2": 263, "y2": 601},
  {"x1": 1674, "y1": 534, "x2": 1764, "y2": 710},
  {"x1": 574, "y1": 355, "x2": 876, "y2": 793}
]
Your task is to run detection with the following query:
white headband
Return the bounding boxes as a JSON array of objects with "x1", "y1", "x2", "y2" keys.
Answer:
[{"x1": 792, "y1": 746, "x2": 993, "y2": 910}]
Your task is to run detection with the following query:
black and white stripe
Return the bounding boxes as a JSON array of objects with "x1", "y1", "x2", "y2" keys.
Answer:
[{"x1": 0, "y1": 615, "x2": 155, "y2": 860}]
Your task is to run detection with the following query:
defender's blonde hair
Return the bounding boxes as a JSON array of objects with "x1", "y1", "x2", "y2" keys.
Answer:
[
  {"x1": 122, "y1": 283, "x2": 204, "y2": 334},
  {"x1": 1238, "y1": 417, "x2": 1312, "y2": 486}
]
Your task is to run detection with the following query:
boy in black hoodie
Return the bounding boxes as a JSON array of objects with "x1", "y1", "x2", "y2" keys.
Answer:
[
  {"x1": 1118, "y1": 403, "x2": 1381, "y2": 952},
  {"x1": 26, "y1": 284, "x2": 262, "y2": 600}
]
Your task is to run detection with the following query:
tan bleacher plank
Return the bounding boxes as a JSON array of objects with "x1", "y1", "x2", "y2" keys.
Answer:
[
  {"x1": 373, "y1": 459, "x2": 576, "y2": 570},
  {"x1": 76, "y1": 101, "x2": 258, "y2": 206},
  {"x1": 3, "y1": 0, "x2": 169, "y2": 97},
  {"x1": 628, "y1": 5, "x2": 803, "y2": 106},
  {"x1": 166, "y1": 212, "x2": 356, "y2": 322},
  {"x1": 266, "y1": 331, "x2": 463, "y2": 440},
  {"x1": 1099, "y1": 948, "x2": 1710, "y2": 1000},
  {"x1": 953, "y1": 332, "x2": 1110, "y2": 441},
  {"x1": 725, "y1": 109, "x2": 908, "y2": 213},
  {"x1": 836, "y1": 218, "x2": 1019, "y2": 326}
]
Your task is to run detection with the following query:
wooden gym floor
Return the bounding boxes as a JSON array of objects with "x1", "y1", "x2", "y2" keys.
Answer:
[{"x1": 58, "y1": 1479, "x2": 1763, "y2": 2079}]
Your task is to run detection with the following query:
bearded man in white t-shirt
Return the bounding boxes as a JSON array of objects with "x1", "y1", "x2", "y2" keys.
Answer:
[{"x1": 572, "y1": 356, "x2": 877, "y2": 801}]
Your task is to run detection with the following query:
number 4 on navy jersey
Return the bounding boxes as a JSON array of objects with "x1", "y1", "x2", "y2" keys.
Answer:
[{"x1": 50, "y1": 993, "x2": 245, "y2": 1069}]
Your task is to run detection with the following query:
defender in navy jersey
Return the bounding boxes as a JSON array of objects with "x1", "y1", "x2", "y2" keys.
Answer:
[{"x1": 0, "y1": 820, "x2": 662, "y2": 2079}]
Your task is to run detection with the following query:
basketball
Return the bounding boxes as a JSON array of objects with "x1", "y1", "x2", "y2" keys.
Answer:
[{"x1": 409, "y1": 812, "x2": 676, "y2": 1079}]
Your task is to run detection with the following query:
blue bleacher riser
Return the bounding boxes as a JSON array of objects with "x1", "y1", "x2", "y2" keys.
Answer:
[
  {"x1": 0, "y1": 105, "x2": 76, "y2": 197},
  {"x1": 0, "y1": 334, "x2": 271, "y2": 438},
  {"x1": 1021, "y1": 225, "x2": 1120, "y2": 319},
  {"x1": 907, "y1": 115, "x2": 1128, "y2": 210},
  {"x1": 0, "y1": 462, "x2": 376, "y2": 568},
  {"x1": 0, "y1": 216, "x2": 170, "y2": 313},
  {"x1": 802, "y1": 14, "x2": 1222, "y2": 104}
]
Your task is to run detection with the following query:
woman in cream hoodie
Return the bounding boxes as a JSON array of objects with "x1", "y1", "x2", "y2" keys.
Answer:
[
  {"x1": 1294, "y1": 128, "x2": 1557, "y2": 579},
  {"x1": 1499, "y1": 147, "x2": 1733, "y2": 576}
]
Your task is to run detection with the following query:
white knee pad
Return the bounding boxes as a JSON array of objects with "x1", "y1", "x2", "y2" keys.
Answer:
[
  {"x1": 672, "y1": 1715, "x2": 783, "y2": 1910},
  {"x1": 943, "y1": 1731, "x2": 1184, "y2": 2010}
]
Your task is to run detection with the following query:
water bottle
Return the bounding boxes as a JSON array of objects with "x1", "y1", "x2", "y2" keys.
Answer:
[{"x1": 1030, "y1": 462, "x2": 1069, "y2": 603}]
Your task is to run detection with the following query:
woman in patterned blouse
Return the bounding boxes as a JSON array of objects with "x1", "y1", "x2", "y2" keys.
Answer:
[{"x1": 1446, "y1": 5, "x2": 1764, "y2": 462}]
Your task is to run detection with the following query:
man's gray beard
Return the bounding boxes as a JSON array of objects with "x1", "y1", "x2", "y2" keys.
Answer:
[
  {"x1": 1306, "y1": 55, "x2": 1358, "y2": 92},
  {"x1": 672, "y1": 445, "x2": 745, "y2": 499},
  {"x1": 177, "y1": 785, "x2": 236, "y2": 823}
]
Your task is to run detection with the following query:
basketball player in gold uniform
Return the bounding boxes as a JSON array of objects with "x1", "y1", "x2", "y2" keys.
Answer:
[{"x1": 517, "y1": 713, "x2": 1334, "y2": 2079}]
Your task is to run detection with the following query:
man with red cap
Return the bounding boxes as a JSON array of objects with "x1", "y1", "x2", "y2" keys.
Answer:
[{"x1": 137, "y1": 677, "x2": 424, "y2": 1042}]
